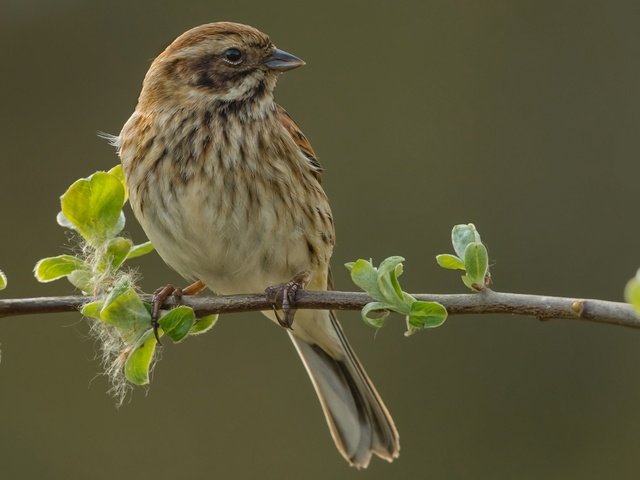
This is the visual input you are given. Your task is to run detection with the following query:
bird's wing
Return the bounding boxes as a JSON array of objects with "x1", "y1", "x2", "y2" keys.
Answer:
[
  {"x1": 276, "y1": 105, "x2": 334, "y2": 287},
  {"x1": 276, "y1": 104, "x2": 323, "y2": 180}
]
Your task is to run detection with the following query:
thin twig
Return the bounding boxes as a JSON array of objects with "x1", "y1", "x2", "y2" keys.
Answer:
[{"x1": 0, "y1": 290, "x2": 637, "y2": 329}]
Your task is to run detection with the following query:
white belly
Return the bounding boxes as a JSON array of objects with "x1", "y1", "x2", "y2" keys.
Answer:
[{"x1": 136, "y1": 173, "x2": 317, "y2": 295}]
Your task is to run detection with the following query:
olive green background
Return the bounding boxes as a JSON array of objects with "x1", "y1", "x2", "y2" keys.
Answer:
[{"x1": 2, "y1": 1, "x2": 640, "y2": 479}]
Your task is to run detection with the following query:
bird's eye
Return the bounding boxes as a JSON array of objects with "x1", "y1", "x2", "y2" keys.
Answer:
[{"x1": 223, "y1": 48, "x2": 243, "y2": 64}]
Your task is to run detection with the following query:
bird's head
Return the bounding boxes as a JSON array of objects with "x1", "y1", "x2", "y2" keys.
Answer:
[{"x1": 138, "y1": 22, "x2": 304, "y2": 109}]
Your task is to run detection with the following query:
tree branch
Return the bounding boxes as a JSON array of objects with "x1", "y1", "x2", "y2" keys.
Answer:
[{"x1": 0, "y1": 290, "x2": 637, "y2": 329}]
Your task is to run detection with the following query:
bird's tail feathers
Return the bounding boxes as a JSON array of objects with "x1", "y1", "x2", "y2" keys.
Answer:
[{"x1": 288, "y1": 311, "x2": 399, "y2": 468}]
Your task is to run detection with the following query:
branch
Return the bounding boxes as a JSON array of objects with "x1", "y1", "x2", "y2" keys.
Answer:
[{"x1": 0, "y1": 290, "x2": 638, "y2": 329}]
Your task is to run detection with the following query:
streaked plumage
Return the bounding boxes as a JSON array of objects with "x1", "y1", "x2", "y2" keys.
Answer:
[{"x1": 117, "y1": 22, "x2": 399, "y2": 468}]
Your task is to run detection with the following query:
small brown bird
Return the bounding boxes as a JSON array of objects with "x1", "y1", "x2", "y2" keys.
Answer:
[{"x1": 116, "y1": 22, "x2": 399, "y2": 467}]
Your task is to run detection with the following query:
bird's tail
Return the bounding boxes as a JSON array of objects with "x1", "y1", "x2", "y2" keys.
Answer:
[{"x1": 287, "y1": 310, "x2": 400, "y2": 468}]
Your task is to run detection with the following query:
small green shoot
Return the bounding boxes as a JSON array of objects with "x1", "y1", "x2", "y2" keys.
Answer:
[
  {"x1": 346, "y1": 256, "x2": 447, "y2": 336},
  {"x1": 436, "y1": 223, "x2": 491, "y2": 291},
  {"x1": 35, "y1": 167, "x2": 154, "y2": 295},
  {"x1": 34, "y1": 166, "x2": 217, "y2": 402}
]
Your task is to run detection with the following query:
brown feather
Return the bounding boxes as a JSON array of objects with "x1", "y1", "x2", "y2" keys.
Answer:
[{"x1": 276, "y1": 105, "x2": 323, "y2": 179}]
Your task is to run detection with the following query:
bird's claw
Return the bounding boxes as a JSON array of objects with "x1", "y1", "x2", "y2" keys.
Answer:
[
  {"x1": 151, "y1": 284, "x2": 184, "y2": 345},
  {"x1": 265, "y1": 271, "x2": 310, "y2": 330},
  {"x1": 150, "y1": 280, "x2": 207, "y2": 344}
]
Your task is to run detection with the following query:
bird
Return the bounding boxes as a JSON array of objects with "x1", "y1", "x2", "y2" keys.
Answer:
[{"x1": 115, "y1": 22, "x2": 399, "y2": 468}]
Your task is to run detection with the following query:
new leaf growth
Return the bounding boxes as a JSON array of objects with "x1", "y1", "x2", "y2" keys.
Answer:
[
  {"x1": 346, "y1": 256, "x2": 447, "y2": 336},
  {"x1": 436, "y1": 223, "x2": 491, "y2": 291},
  {"x1": 33, "y1": 166, "x2": 216, "y2": 401}
]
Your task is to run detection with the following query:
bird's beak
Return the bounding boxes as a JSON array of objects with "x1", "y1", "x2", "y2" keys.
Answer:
[{"x1": 264, "y1": 48, "x2": 305, "y2": 71}]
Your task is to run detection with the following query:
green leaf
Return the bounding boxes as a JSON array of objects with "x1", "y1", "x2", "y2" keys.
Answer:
[
  {"x1": 401, "y1": 291, "x2": 416, "y2": 305},
  {"x1": 435, "y1": 254, "x2": 465, "y2": 271},
  {"x1": 81, "y1": 300, "x2": 104, "y2": 320},
  {"x1": 56, "y1": 211, "x2": 75, "y2": 230},
  {"x1": 377, "y1": 256, "x2": 406, "y2": 306},
  {"x1": 108, "y1": 164, "x2": 128, "y2": 202},
  {"x1": 378, "y1": 256, "x2": 405, "y2": 280},
  {"x1": 348, "y1": 259, "x2": 384, "y2": 300},
  {"x1": 463, "y1": 242, "x2": 489, "y2": 290},
  {"x1": 361, "y1": 302, "x2": 393, "y2": 329},
  {"x1": 100, "y1": 287, "x2": 151, "y2": 345},
  {"x1": 60, "y1": 171, "x2": 126, "y2": 244},
  {"x1": 106, "y1": 237, "x2": 133, "y2": 269},
  {"x1": 126, "y1": 241, "x2": 154, "y2": 260},
  {"x1": 190, "y1": 314, "x2": 219, "y2": 335},
  {"x1": 461, "y1": 274, "x2": 475, "y2": 291},
  {"x1": 350, "y1": 257, "x2": 411, "y2": 314},
  {"x1": 406, "y1": 301, "x2": 448, "y2": 336},
  {"x1": 34, "y1": 255, "x2": 85, "y2": 282},
  {"x1": 124, "y1": 330, "x2": 157, "y2": 385},
  {"x1": 67, "y1": 269, "x2": 94, "y2": 293},
  {"x1": 102, "y1": 276, "x2": 133, "y2": 306},
  {"x1": 452, "y1": 224, "x2": 482, "y2": 259},
  {"x1": 158, "y1": 306, "x2": 195, "y2": 343},
  {"x1": 349, "y1": 257, "x2": 426, "y2": 328},
  {"x1": 624, "y1": 270, "x2": 640, "y2": 316},
  {"x1": 0, "y1": 269, "x2": 6, "y2": 290},
  {"x1": 349, "y1": 257, "x2": 446, "y2": 332}
]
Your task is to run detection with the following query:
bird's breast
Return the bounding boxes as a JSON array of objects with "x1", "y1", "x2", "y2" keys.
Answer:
[{"x1": 120, "y1": 109, "x2": 333, "y2": 294}]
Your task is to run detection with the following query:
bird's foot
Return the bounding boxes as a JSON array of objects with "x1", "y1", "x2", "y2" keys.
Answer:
[
  {"x1": 265, "y1": 271, "x2": 311, "y2": 330},
  {"x1": 151, "y1": 280, "x2": 207, "y2": 344}
]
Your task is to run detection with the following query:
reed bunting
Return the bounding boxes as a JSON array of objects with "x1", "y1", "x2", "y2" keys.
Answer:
[{"x1": 115, "y1": 22, "x2": 399, "y2": 468}]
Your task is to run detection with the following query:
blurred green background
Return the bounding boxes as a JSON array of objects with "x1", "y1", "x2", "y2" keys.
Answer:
[{"x1": 2, "y1": 1, "x2": 640, "y2": 478}]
